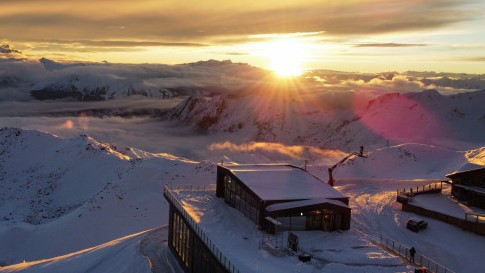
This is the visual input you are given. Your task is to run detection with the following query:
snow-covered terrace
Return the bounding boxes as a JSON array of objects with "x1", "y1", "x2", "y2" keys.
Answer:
[
  {"x1": 165, "y1": 185, "x2": 412, "y2": 273},
  {"x1": 410, "y1": 185, "x2": 485, "y2": 219}
]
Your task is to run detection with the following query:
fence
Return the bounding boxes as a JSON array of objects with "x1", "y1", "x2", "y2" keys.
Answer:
[
  {"x1": 397, "y1": 182, "x2": 443, "y2": 197},
  {"x1": 402, "y1": 203, "x2": 485, "y2": 236},
  {"x1": 379, "y1": 234, "x2": 456, "y2": 273},
  {"x1": 163, "y1": 184, "x2": 242, "y2": 273}
]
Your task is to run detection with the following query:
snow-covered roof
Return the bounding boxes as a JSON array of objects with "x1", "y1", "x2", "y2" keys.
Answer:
[
  {"x1": 223, "y1": 164, "x2": 347, "y2": 200},
  {"x1": 265, "y1": 198, "x2": 349, "y2": 212},
  {"x1": 265, "y1": 216, "x2": 282, "y2": 225},
  {"x1": 447, "y1": 163, "x2": 485, "y2": 177}
]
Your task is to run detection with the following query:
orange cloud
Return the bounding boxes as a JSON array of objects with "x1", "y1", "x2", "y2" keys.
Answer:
[
  {"x1": 78, "y1": 113, "x2": 89, "y2": 131},
  {"x1": 59, "y1": 119, "x2": 74, "y2": 129},
  {"x1": 208, "y1": 141, "x2": 346, "y2": 162}
]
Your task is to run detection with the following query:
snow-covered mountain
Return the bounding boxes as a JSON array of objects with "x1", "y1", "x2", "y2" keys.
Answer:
[
  {"x1": 334, "y1": 143, "x2": 466, "y2": 180},
  {"x1": 165, "y1": 89, "x2": 485, "y2": 151},
  {"x1": 0, "y1": 128, "x2": 214, "y2": 266},
  {"x1": 1, "y1": 55, "x2": 484, "y2": 104},
  {"x1": 30, "y1": 74, "x2": 174, "y2": 101},
  {"x1": 26, "y1": 59, "x2": 267, "y2": 101}
]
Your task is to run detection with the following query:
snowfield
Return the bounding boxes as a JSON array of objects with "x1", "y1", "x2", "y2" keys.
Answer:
[
  {"x1": 0, "y1": 128, "x2": 212, "y2": 270},
  {"x1": 1, "y1": 128, "x2": 485, "y2": 272}
]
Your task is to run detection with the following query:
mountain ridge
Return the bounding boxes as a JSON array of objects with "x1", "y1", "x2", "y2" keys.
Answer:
[{"x1": 164, "y1": 89, "x2": 485, "y2": 151}]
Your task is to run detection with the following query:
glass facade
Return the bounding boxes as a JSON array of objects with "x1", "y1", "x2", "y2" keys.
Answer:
[
  {"x1": 169, "y1": 206, "x2": 231, "y2": 273},
  {"x1": 274, "y1": 209, "x2": 345, "y2": 232},
  {"x1": 223, "y1": 175, "x2": 260, "y2": 224},
  {"x1": 172, "y1": 211, "x2": 191, "y2": 268}
]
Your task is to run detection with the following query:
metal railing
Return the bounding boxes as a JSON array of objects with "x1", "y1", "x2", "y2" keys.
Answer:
[
  {"x1": 165, "y1": 183, "x2": 217, "y2": 192},
  {"x1": 379, "y1": 234, "x2": 456, "y2": 273},
  {"x1": 465, "y1": 212, "x2": 485, "y2": 224},
  {"x1": 163, "y1": 184, "x2": 241, "y2": 273},
  {"x1": 397, "y1": 182, "x2": 443, "y2": 197}
]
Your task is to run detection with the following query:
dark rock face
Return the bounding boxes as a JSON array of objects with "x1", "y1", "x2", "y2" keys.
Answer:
[
  {"x1": 30, "y1": 75, "x2": 108, "y2": 101},
  {"x1": 164, "y1": 95, "x2": 226, "y2": 131},
  {"x1": 31, "y1": 86, "x2": 108, "y2": 101}
]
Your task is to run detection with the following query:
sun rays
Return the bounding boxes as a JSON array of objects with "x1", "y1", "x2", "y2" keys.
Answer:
[{"x1": 262, "y1": 38, "x2": 309, "y2": 77}]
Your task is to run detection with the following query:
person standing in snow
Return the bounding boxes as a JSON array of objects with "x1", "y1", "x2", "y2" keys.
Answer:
[{"x1": 410, "y1": 247, "x2": 416, "y2": 262}]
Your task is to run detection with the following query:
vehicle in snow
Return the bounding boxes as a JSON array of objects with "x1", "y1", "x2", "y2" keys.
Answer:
[{"x1": 406, "y1": 218, "x2": 428, "y2": 232}]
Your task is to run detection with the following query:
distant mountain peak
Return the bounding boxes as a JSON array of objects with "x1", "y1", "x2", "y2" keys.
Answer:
[{"x1": 0, "y1": 44, "x2": 22, "y2": 54}]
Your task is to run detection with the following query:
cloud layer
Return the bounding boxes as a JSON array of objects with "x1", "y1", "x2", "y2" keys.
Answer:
[{"x1": 2, "y1": 1, "x2": 475, "y2": 43}]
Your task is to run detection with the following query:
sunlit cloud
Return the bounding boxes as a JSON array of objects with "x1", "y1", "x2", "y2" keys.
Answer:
[
  {"x1": 56, "y1": 116, "x2": 89, "y2": 131},
  {"x1": 455, "y1": 56, "x2": 485, "y2": 62},
  {"x1": 1, "y1": 1, "x2": 477, "y2": 42},
  {"x1": 222, "y1": 52, "x2": 249, "y2": 56},
  {"x1": 31, "y1": 39, "x2": 207, "y2": 48},
  {"x1": 1, "y1": 0, "x2": 483, "y2": 72},
  {"x1": 465, "y1": 147, "x2": 485, "y2": 166},
  {"x1": 337, "y1": 75, "x2": 429, "y2": 93},
  {"x1": 58, "y1": 120, "x2": 74, "y2": 129},
  {"x1": 208, "y1": 141, "x2": 347, "y2": 162},
  {"x1": 352, "y1": 43, "x2": 428, "y2": 48},
  {"x1": 78, "y1": 113, "x2": 89, "y2": 131}
]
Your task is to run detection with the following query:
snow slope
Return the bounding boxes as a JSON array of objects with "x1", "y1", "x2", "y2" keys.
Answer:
[
  {"x1": 0, "y1": 226, "x2": 182, "y2": 273},
  {"x1": 333, "y1": 143, "x2": 466, "y2": 180},
  {"x1": 0, "y1": 128, "x2": 214, "y2": 265},
  {"x1": 1, "y1": 230, "x2": 152, "y2": 273},
  {"x1": 1, "y1": 128, "x2": 484, "y2": 273},
  {"x1": 340, "y1": 179, "x2": 485, "y2": 273}
]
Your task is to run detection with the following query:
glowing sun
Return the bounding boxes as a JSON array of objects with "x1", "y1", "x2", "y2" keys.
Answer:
[{"x1": 267, "y1": 39, "x2": 306, "y2": 77}]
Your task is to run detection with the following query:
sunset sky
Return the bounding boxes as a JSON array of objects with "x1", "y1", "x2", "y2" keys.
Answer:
[{"x1": 2, "y1": 0, "x2": 485, "y2": 73}]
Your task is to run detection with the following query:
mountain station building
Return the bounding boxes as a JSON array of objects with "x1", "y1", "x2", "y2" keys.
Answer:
[{"x1": 216, "y1": 164, "x2": 351, "y2": 233}]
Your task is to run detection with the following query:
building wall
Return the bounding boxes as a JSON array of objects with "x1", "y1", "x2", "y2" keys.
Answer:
[
  {"x1": 449, "y1": 168, "x2": 485, "y2": 188},
  {"x1": 170, "y1": 206, "x2": 191, "y2": 269},
  {"x1": 216, "y1": 166, "x2": 263, "y2": 227},
  {"x1": 168, "y1": 205, "x2": 229, "y2": 273},
  {"x1": 451, "y1": 186, "x2": 485, "y2": 209},
  {"x1": 270, "y1": 207, "x2": 351, "y2": 232},
  {"x1": 449, "y1": 168, "x2": 485, "y2": 209}
]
